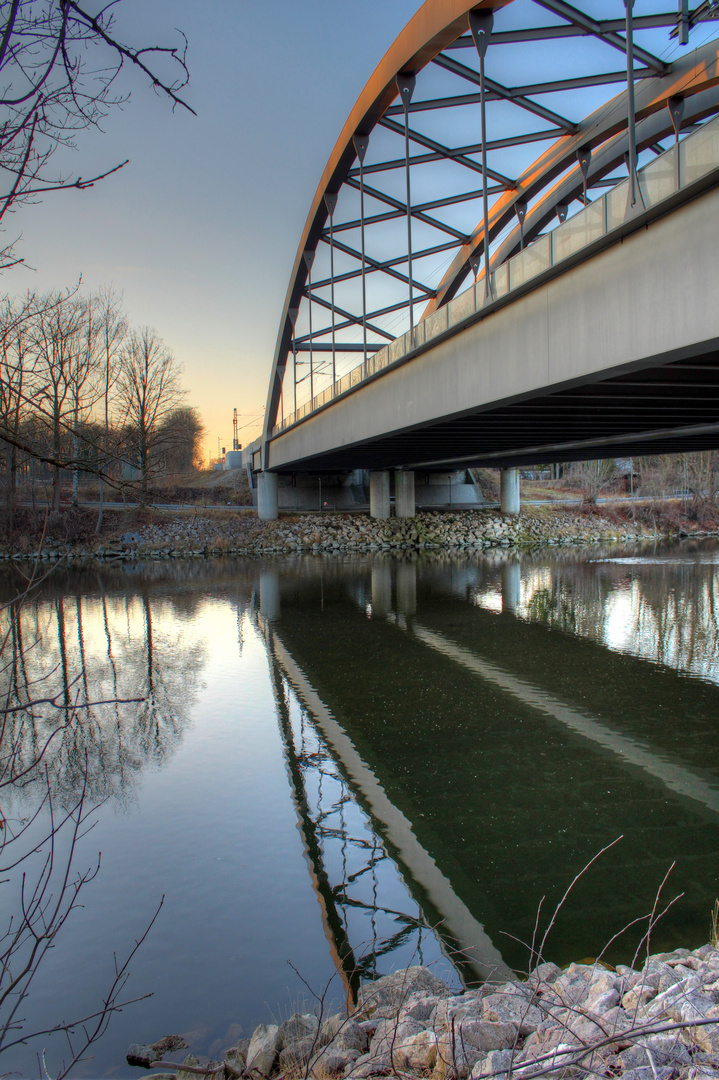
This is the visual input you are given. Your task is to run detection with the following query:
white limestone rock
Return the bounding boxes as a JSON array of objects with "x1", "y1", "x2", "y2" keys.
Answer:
[
  {"x1": 246, "y1": 1023, "x2": 282, "y2": 1076},
  {"x1": 356, "y1": 965, "x2": 449, "y2": 1018}
]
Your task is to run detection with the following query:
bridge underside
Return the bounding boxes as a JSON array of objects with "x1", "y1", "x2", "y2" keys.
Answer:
[{"x1": 272, "y1": 351, "x2": 719, "y2": 473}]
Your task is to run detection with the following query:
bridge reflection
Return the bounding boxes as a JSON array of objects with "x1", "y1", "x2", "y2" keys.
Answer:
[
  {"x1": 257, "y1": 545, "x2": 719, "y2": 973},
  {"x1": 261, "y1": 615, "x2": 511, "y2": 993}
]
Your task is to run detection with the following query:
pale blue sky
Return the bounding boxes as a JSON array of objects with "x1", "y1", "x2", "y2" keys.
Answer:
[
  {"x1": 5, "y1": 0, "x2": 420, "y2": 458},
  {"x1": 7, "y1": 1, "x2": 714, "y2": 460}
]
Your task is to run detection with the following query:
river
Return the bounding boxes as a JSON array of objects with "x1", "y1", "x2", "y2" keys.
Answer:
[{"x1": 1, "y1": 540, "x2": 718, "y2": 1077}]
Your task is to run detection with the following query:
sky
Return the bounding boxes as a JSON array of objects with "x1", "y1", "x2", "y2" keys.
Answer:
[
  {"x1": 4, "y1": 0, "x2": 421, "y2": 462},
  {"x1": 6, "y1": 1, "x2": 717, "y2": 465}
]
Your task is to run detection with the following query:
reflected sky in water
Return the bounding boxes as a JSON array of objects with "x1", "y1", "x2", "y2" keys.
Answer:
[{"x1": 0, "y1": 540, "x2": 718, "y2": 1077}]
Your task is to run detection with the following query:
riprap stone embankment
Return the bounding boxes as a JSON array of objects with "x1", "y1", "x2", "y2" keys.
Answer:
[
  {"x1": 6, "y1": 508, "x2": 688, "y2": 562},
  {"x1": 133, "y1": 945, "x2": 719, "y2": 1079}
]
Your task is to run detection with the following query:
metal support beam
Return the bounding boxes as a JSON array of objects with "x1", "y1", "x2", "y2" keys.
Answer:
[
  {"x1": 289, "y1": 307, "x2": 299, "y2": 417},
  {"x1": 625, "y1": 0, "x2": 639, "y2": 209},
  {"x1": 678, "y1": 0, "x2": 689, "y2": 45},
  {"x1": 324, "y1": 193, "x2": 338, "y2": 388},
  {"x1": 304, "y1": 249, "x2": 315, "y2": 403},
  {"x1": 397, "y1": 73, "x2": 416, "y2": 345},
  {"x1": 354, "y1": 134, "x2": 369, "y2": 369},
  {"x1": 469, "y1": 9, "x2": 494, "y2": 299}
]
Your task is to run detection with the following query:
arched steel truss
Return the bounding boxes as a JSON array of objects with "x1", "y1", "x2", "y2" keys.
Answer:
[{"x1": 263, "y1": 0, "x2": 719, "y2": 449}]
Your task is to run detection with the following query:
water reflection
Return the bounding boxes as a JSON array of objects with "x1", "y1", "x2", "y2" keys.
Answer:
[
  {"x1": 1, "y1": 573, "x2": 205, "y2": 809},
  {"x1": 0, "y1": 544, "x2": 719, "y2": 1077},
  {"x1": 265, "y1": 545, "x2": 719, "y2": 971},
  {"x1": 262, "y1": 612, "x2": 510, "y2": 989}
]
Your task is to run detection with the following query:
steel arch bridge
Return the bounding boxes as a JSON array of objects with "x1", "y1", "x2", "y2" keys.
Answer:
[{"x1": 250, "y1": 0, "x2": 719, "y2": 498}]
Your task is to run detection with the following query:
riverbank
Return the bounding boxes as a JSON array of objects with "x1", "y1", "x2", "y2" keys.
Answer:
[
  {"x1": 3, "y1": 504, "x2": 718, "y2": 562},
  {"x1": 131, "y1": 944, "x2": 719, "y2": 1079}
]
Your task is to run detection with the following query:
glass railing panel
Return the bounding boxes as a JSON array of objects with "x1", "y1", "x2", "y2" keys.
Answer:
[
  {"x1": 423, "y1": 306, "x2": 448, "y2": 340},
  {"x1": 640, "y1": 146, "x2": 676, "y2": 207},
  {"x1": 509, "y1": 232, "x2": 551, "y2": 287},
  {"x1": 492, "y1": 262, "x2": 509, "y2": 298},
  {"x1": 374, "y1": 346, "x2": 389, "y2": 370},
  {"x1": 350, "y1": 365, "x2": 363, "y2": 387},
  {"x1": 448, "y1": 283, "x2": 478, "y2": 327},
  {"x1": 680, "y1": 116, "x2": 719, "y2": 186},
  {"x1": 606, "y1": 182, "x2": 628, "y2": 230},
  {"x1": 552, "y1": 200, "x2": 604, "y2": 263},
  {"x1": 411, "y1": 321, "x2": 426, "y2": 349},
  {"x1": 389, "y1": 333, "x2": 407, "y2": 364}
]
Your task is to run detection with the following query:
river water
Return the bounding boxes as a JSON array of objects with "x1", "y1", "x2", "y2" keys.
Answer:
[{"x1": 1, "y1": 540, "x2": 719, "y2": 1077}]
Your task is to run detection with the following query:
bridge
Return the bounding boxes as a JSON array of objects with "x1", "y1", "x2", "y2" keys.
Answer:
[{"x1": 244, "y1": 0, "x2": 719, "y2": 519}]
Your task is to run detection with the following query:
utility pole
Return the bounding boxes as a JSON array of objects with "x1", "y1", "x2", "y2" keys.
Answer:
[{"x1": 233, "y1": 408, "x2": 239, "y2": 451}]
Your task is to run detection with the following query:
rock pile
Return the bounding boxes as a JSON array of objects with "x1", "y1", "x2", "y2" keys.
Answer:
[
  {"x1": 7, "y1": 509, "x2": 675, "y2": 562},
  {"x1": 134, "y1": 947, "x2": 719, "y2": 1079}
]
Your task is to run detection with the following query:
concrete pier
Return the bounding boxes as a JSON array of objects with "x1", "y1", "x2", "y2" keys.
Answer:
[
  {"x1": 395, "y1": 471, "x2": 415, "y2": 518},
  {"x1": 257, "y1": 472, "x2": 279, "y2": 520},
  {"x1": 500, "y1": 468, "x2": 520, "y2": 515},
  {"x1": 370, "y1": 471, "x2": 390, "y2": 519}
]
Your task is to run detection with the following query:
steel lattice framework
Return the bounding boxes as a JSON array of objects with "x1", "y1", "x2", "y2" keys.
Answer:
[
  {"x1": 262, "y1": 618, "x2": 465, "y2": 997},
  {"x1": 263, "y1": 0, "x2": 719, "y2": 449}
]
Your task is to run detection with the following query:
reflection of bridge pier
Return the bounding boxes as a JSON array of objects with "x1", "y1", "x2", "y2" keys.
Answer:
[
  {"x1": 501, "y1": 561, "x2": 521, "y2": 615},
  {"x1": 371, "y1": 563, "x2": 392, "y2": 616},
  {"x1": 371, "y1": 561, "x2": 417, "y2": 618},
  {"x1": 396, "y1": 561, "x2": 417, "y2": 616},
  {"x1": 260, "y1": 569, "x2": 281, "y2": 620}
]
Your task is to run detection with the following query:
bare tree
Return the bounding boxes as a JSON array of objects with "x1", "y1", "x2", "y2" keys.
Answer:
[
  {"x1": 0, "y1": 569, "x2": 166, "y2": 1079},
  {"x1": 570, "y1": 458, "x2": 617, "y2": 506},
  {"x1": 0, "y1": 0, "x2": 194, "y2": 267},
  {"x1": 0, "y1": 293, "x2": 38, "y2": 528},
  {"x1": 94, "y1": 285, "x2": 127, "y2": 530},
  {"x1": 67, "y1": 298, "x2": 103, "y2": 505},
  {"x1": 115, "y1": 326, "x2": 184, "y2": 499},
  {"x1": 31, "y1": 290, "x2": 86, "y2": 510},
  {"x1": 158, "y1": 405, "x2": 205, "y2": 475},
  {"x1": 684, "y1": 452, "x2": 719, "y2": 513}
]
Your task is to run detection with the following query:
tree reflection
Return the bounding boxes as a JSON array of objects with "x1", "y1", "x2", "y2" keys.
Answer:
[
  {"x1": 520, "y1": 552, "x2": 719, "y2": 683},
  {"x1": 0, "y1": 582, "x2": 205, "y2": 809}
]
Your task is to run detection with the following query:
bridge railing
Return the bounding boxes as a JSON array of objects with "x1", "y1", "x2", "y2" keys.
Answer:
[{"x1": 272, "y1": 114, "x2": 719, "y2": 438}]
